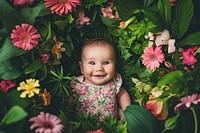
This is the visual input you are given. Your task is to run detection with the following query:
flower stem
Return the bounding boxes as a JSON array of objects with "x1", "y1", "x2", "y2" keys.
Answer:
[{"x1": 191, "y1": 107, "x2": 198, "y2": 133}]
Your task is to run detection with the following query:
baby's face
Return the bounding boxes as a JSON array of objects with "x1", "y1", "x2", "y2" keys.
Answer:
[{"x1": 79, "y1": 45, "x2": 116, "y2": 85}]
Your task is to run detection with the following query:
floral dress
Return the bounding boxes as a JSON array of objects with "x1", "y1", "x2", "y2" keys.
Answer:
[{"x1": 70, "y1": 73, "x2": 122, "y2": 121}]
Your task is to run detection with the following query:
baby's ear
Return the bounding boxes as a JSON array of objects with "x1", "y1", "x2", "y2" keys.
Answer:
[{"x1": 79, "y1": 61, "x2": 83, "y2": 74}]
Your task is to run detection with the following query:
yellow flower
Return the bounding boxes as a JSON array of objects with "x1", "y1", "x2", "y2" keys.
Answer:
[
  {"x1": 38, "y1": 89, "x2": 51, "y2": 106},
  {"x1": 17, "y1": 79, "x2": 40, "y2": 98}
]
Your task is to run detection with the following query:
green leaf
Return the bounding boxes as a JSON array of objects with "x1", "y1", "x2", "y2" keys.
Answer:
[
  {"x1": 20, "y1": 1, "x2": 51, "y2": 24},
  {"x1": 1, "y1": 105, "x2": 27, "y2": 125},
  {"x1": 100, "y1": 15, "x2": 120, "y2": 27},
  {"x1": 171, "y1": 0, "x2": 193, "y2": 39},
  {"x1": 124, "y1": 105, "x2": 157, "y2": 133},
  {"x1": 24, "y1": 59, "x2": 43, "y2": 74},
  {"x1": 157, "y1": 70, "x2": 184, "y2": 87},
  {"x1": 114, "y1": 0, "x2": 141, "y2": 20},
  {"x1": 157, "y1": 0, "x2": 172, "y2": 29},
  {"x1": 0, "y1": 37, "x2": 27, "y2": 62},
  {"x1": 0, "y1": 0, "x2": 27, "y2": 33},
  {"x1": 142, "y1": 9, "x2": 162, "y2": 31},
  {"x1": 5, "y1": 89, "x2": 32, "y2": 109},
  {"x1": 177, "y1": 32, "x2": 200, "y2": 46},
  {"x1": 164, "y1": 115, "x2": 178, "y2": 130},
  {"x1": 58, "y1": 110, "x2": 71, "y2": 133},
  {"x1": 0, "y1": 67, "x2": 23, "y2": 80}
]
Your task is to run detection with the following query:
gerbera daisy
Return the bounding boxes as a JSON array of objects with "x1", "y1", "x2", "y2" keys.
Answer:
[
  {"x1": 29, "y1": 112, "x2": 64, "y2": 133},
  {"x1": 10, "y1": 23, "x2": 41, "y2": 51},
  {"x1": 174, "y1": 94, "x2": 200, "y2": 112},
  {"x1": 44, "y1": 0, "x2": 81, "y2": 16},
  {"x1": 17, "y1": 78, "x2": 40, "y2": 98},
  {"x1": 142, "y1": 46, "x2": 165, "y2": 71}
]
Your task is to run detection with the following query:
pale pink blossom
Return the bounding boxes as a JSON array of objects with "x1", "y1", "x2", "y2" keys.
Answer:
[
  {"x1": 181, "y1": 45, "x2": 199, "y2": 66},
  {"x1": 29, "y1": 112, "x2": 64, "y2": 133},
  {"x1": 174, "y1": 94, "x2": 200, "y2": 112},
  {"x1": 38, "y1": 49, "x2": 49, "y2": 64},
  {"x1": 142, "y1": 46, "x2": 165, "y2": 71},
  {"x1": 101, "y1": 2, "x2": 119, "y2": 19},
  {"x1": 76, "y1": 11, "x2": 91, "y2": 25},
  {"x1": 155, "y1": 30, "x2": 176, "y2": 53},
  {"x1": 0, "y1": 80, "x2": 16, "y2": 93},
  {"x1": 10, "y1": 23, "x2": 40, "y2": 51},
  {"x1": 44, "y1": 0, "x2": 81, "y2": 16},
  {"x1": 12, "y1": 0, "x2": 34, "y2": 6}
]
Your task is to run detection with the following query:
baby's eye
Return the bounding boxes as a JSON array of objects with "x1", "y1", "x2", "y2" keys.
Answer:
[
  {"x1": 103, "y1": 61, "x2": 110, "y2": 65},
  {"x1": 89, "y1": 61, "x2": 95, "y2": 65}
]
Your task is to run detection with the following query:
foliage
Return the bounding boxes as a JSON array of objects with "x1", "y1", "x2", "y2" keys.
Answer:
[{"x1": 0, "y1": 0, "x2": 200, "y2": 133}]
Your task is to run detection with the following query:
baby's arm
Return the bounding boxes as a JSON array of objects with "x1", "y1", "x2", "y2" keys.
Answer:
[{"x1": 117, "y1": 87, "x2": 131, "y2": 111}]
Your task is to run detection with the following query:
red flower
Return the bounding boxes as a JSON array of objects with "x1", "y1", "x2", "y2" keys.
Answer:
[
  {"x1": 146, "y1": 99, "x2": 168, "y2": 120},
  {"x1": 0, "y1": 80, "x2": 16, "y2": 93},
  {"x1": 181, "y1": 45, "x2": 199, "y2": 66}
]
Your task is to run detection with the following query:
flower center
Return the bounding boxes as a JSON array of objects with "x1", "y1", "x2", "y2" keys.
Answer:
[
  {"x1": 58, "y1": 0, "x2": 68, "y2": 3},
  {"x1": 23, "y1": 35, "x2": 29, "y2": 40},
  {"x1": 25, "y1": 85, "x2": 34, "y2": 91},
  {"x1": 151, "y1": 55, "x2": 156, "y2": 60},
  {"x1": 44, "y1": 122, "x2": 53, "y2": 129}
]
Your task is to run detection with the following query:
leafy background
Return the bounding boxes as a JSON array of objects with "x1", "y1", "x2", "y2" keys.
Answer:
[{"x1": 0, "y1": 0, "x2": 200, "y2": 133}]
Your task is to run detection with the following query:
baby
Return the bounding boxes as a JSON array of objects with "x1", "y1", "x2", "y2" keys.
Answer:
[{"x1": 70, "y1": 38, "x2": 131, "y2": 120}]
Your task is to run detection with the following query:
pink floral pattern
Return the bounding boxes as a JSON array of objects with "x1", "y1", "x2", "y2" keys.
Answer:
[{"x1": 70, "y1": 73, "x2": 122, "y2": 120}]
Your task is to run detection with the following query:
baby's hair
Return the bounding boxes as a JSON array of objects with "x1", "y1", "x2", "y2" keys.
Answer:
[{"x1": 81, "y1": 38, "x2": 116, "y2": 58}]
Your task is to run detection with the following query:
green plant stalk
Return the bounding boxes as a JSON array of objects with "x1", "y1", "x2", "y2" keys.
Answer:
[{"x1": 191, "y1": 107, "x2": 198, "y2": 133}]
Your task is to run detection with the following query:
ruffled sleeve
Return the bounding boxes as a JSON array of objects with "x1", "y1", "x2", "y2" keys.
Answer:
[
  {"x1": 70, "y1": 75, "x2": 84, "y2": 90},
  {"x1": 112, "y1": 73, "x2": 122, "y2": 94}
]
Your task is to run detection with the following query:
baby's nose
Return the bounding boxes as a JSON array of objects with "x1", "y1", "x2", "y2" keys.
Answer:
[{"x1": 96, "y1": 64, "x2": 104, "y2": 71}]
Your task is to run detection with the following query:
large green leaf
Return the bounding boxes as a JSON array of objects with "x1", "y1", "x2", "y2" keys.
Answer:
[
  {"x1": 24, "y1": 59, "x2": 43, "y2": 74},
  {"x1": 0, "y1": 105, "x2": 27, "y2": 125},
  {"x1": 124, "y1": 105, "x2": 157, "y2": 133},
  {"x1": 20, "y1": 1, "x2": 51, "y2": 24},
  {"x1": 114, "y1": 0, "x2": 141, "y2": 20},
  {"x1": 177, "y1": 32, "x2": 200, "y2": 46},
  {"x1": 0, "y1": 0, "x2": 27, "y2": 33},
  {"x1": 171, "y1": 0, "x2": 193, "y2": 39},
  {"x1": 157, "y1": 71, "x2": 184, "y2": 87},
  {"x1": 157, "y1": 0, "x2": 171, "y2": 29},
  {"x1": 5, "y1": 89, "x2": 32, "y2": 109},
  {"x1": 100, "y1": 15, "x2": 120, "y2": 27},
  {"x1": 0, "y1": 37, "x2": 27, "y2": 62},
  {"x1": 142, "y1": 9, "x2": 162, "y2": 31}
]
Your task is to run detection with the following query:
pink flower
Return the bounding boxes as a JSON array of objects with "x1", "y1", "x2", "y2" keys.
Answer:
[
  {"x1": 44, "y1": 0, "x2": 81, "y2": 16},
  {"x1": 86, "y1": 128, "x2": 104, "y2": 133},
  {"x1": 29, "y1": 112, "x2": 64, "y2": 133},
  {"x1": 38, "y1": 49, "x2": 50, "y2": 64},
  {"x1": 10, "y1": 23, "x2": 40, "y2": 51},
  {"x1": 174, "y1": 94, "x2": 200, "y2": 112},
  {"x1": 142, "y1": 46, "x2": 165, "y2": 71},
  {"x1": 170, "y1": 0, "x2": 176, "y2": 6},
  {"x1": 0, "y1": 80, "x2": 16, "y2": 93},
  {"x1": 101, "y1": 2, "x2": 119, "y2": 19},
  {"x1": 76, "y1": 11, "x2": 91, "y2": 25},
  {"x1": 12, "y1": 0, "x2": 34, "y2": 6},
  {"x1": 181, "y1": 45, "x2": 199, "y2": 66},
  {"x1": 146, "y1": 99, "x2": 168, "y2": 120}
]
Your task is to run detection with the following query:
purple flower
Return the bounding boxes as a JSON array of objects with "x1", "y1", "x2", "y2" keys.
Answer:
[
  {"x1": 0, "y1": 80, "x2": 16, "y2": 93},
  {"x1": 29, "y1": 112, "x2": 64, "y2": 133},
  {"x1": 174, "y1": 94, "x2": 200, "y2": 112}
]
